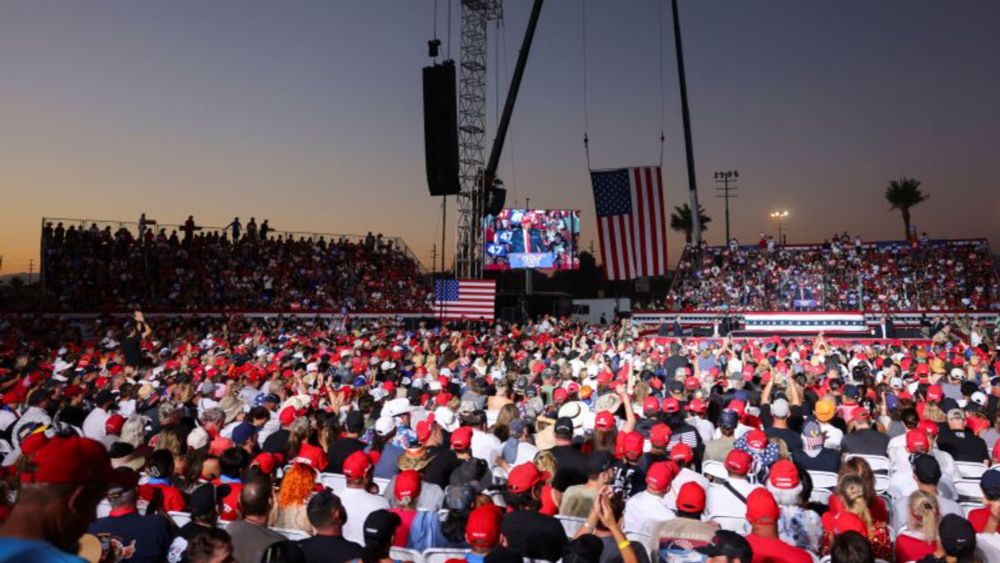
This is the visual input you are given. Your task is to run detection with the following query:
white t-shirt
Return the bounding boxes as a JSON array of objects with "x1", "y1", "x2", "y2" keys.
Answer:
[
  {"x1": 471, "y1": 429, "x2": 502, "y2": 470},
  {"x1": 704, "y1": 478, "x2": 762, "y2": 523},
  {"x1": 83, "y1": 407, "x2": 111, "y2": 441},
  {"x1": 624, "y1": 491, "x2": 675, "y2": 537},
  {"x1": 663, "y1": 467, "x2": 710, "y2": 511},
  {"x1": 340, "y1": 487, "x2": 390, "y2": 545}
]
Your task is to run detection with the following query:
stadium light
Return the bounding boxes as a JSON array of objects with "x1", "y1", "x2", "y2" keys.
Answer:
[{"x1": 769, "y1": 210, "x2": 789, "y2": 245}]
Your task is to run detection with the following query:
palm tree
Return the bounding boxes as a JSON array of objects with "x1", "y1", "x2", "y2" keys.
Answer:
[
  {"x1": 670, "y1": 204, "x2": 711, "y2": 244},
  {"x1": 884, "y1": 177, "x2": 928, "y2": 240}
]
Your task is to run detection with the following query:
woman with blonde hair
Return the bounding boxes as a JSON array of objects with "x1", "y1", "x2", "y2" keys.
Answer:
[
  {"x1": 821, "y1": 474, "x2": 892, "y2": 560},
  {"x1": 895, "y1": 490, "x2": 940, "y2": 562},
  {"x1": 824, "y1": 457, "x2": 889, "y2": 525},
  {"x1": 533, "y1": 450, "x2": 561, "y2": 515},
  {"x1": 270, "y1": 462, "x2": 316, "y2": 533}
]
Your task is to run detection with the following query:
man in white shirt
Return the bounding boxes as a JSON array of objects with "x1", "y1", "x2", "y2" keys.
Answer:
[
  {"x1": 814, "y1": 399, "x2": 844, "y2": 450},
  {"x1": 890, "y1": 454, "x2": 962, "y2": 532},
  {"x1": 339, "y1": 450, "x2": 390, "y2": 545},
  {"x1": 624, "y1": 461, "x2": 676, "y2": 537},
  {"x1": 82, "y1": 390, "x2": 115, "y2": 440},
  {"x1": 663, "y1": 443, "x2": 709, "y2": 511},
  {"x1": 468, "y1": 410, "x2": 501, "y2": 471},
  {"x1": 705, "y1": 449, "x2": 761, "y2": 528}
]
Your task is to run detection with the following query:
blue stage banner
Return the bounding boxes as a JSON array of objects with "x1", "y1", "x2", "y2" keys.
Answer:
[{"x1": 508, "y1": 252, "x2": 554, "y2": 269}]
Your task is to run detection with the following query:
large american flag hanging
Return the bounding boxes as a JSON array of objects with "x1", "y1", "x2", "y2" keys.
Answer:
[
  {"x1": 590, "y1": 166, "x2": 668, "y2": 281},
  {"x1": 433, "y1": 279, "x2": 496, "y2": 320}
]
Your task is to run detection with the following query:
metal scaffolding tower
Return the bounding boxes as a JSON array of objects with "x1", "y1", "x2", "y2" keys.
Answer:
[{"x1": 455, "y1": 0, "x2": 502, "y2": 279}]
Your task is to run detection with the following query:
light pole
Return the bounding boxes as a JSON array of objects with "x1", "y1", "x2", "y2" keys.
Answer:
[
  {"x1": 714, "y1": 170, "x2": 738, "y2": 243},
  {"x1": 769, "y1": 210, "x2": 789, "y2": 245}
]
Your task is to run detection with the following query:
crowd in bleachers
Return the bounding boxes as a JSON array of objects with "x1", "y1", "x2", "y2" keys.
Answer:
[
  {"x1": 40, "y1": 217, "x2": 431, "y2": 312},
  {"x1": 663, "y1": 235, "x2": 1000, "y2": 312},
  {"x1": 1, "y1": 313, "x2": 1000, "y2": 562}
]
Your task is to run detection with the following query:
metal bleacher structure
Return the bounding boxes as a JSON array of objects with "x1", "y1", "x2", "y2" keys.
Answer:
[
  {"x1": 37, "y1": 216, "x2": 430, "y2": 317},
  {"x1": 633, "y1": 237, "x2": 1000, "y2": 331}
]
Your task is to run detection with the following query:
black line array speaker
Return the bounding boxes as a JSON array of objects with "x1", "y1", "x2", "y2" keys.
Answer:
[
  {"x1": 485, "y1": 187, "x2": 506, "y2": 217},
  {"x1": 423, "y1": 60, "x2": 460, "y2": 196}
]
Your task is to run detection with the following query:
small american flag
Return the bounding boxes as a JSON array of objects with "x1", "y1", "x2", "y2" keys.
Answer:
[
  {"x1": 434, "y1": 279, "x2": 496, "y2": 320},
  {"x1": 590, "y1": 166, "x2": 668, "y2": 281}
]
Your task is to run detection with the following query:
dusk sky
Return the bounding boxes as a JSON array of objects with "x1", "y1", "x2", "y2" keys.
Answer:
[{"x1": 2, "y1": 1, "x2": 998, "y2": 274}]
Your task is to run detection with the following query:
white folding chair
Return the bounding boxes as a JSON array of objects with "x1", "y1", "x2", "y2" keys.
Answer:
[
  {"x1": 955, "y1": 461, "x2": 988, "y2": 480},
  {"x1": 390, "y1": 547, "x2": 425, "y2": 563},
  {"x1": 0, "y1": 439, "x2": 12, "y2": 456},
  {"x1": 271, "y1": 527, "x2": 312, "y2": 541},
  {"x1": 955, "y1": 479, "x2": 984, "y2": 501},
  {"x1": 625, "y1": 530, "x2": 655, "y2": 558},
  {"x1": 319, "y1": 472, "x2": 347, "y2": 493},
  {"x1": 845, "y1": 454, "x2": 892, "y2": 475},
  {"x1": 809, "y1": 488, "x2": 832, "y2": 505},
  {"x1": 808, "y1": 470, "x2": 839, "y2": 491},
  {"x1": 556, "y1": 515, "x2": 587, "y2": 537},
  {"x1": 373, "y1": 477, "x2": 391, "y2": 495},
  {"x1": 701, "y1": 460, "x2": 729, "y2": 482},
  {"x1": 168, "y1": 511, "x2": 192, "y2": 528},
  {"x1": 874, "y1": 474, "x2": 890, "y2": 495},
  {"x1": 961, "y1": 501, "x2": 983, "y2": 517},
  {"x1": 710, "y1": 515, "x2": 750, "y2": 534},
  {"x1": 423, "y1": 548, "x2": 469, "y2": 563}
]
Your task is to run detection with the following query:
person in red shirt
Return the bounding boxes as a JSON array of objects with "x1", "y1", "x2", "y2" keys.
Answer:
[
  {"x1": 138, "y1": 449, "x2": 187, "y2": 513},
  {"x1": 214, "y1": 448, "x2": 247, "y2": 521},
  {"x1": 387, "y1": 470, "x2": 421, "y2": 547},
  {"x1": 744, "y1": 488, "x2": 813, "y2": 563},
  {"x1": 967, "y1": 468, "x2": 1000, "y2": 532},
  {"x1": 895, "y1": 490, "x2": 940, "y2": 563}
]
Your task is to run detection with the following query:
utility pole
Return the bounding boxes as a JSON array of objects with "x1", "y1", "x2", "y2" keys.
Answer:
[
  {"x1": 431, "y1": 244, "x2": 438, "y2": 275},
  {"x1": 714, "y1": 170, "x2": 739, "y2": 243},
  {"x1": 27, "y1": 259, "x2": 34, "y2": 285}
]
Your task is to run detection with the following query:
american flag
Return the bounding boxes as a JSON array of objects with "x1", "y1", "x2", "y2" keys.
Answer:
[
  {"x1": 433, "y1": 279, "x2": 496, "y2": 320},
  {"x1": 590, "y1": 166, "x2": 668, "y2": 281}
]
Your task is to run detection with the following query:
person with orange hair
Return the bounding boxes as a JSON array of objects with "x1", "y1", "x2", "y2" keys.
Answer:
[{"x1": 271, "y1": 463, "x2": 316, "y2": 533}]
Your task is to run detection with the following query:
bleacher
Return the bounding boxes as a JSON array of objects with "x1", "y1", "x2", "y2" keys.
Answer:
[
  {"x1": 665, "y1": 238, "x2": 999, "y2": 312},
  {"x1": 39, "y1": 216, "x2": 431, "y2": 312}
]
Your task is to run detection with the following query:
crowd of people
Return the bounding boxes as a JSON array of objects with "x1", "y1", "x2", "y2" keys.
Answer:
[
  {"x1": 664, "y1": 236, "x2": 999, "y2": 312},
  {"x1": 0, "y1": 311, "x2": 999, "y2": 563},
  {"x1": 40, "y1": 218, "x2": 431, "y2": 312}
]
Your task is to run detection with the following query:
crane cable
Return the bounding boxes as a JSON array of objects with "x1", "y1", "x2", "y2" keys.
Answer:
[
  {"x1": 658, "y1": 0, "x2": 666, "y2": 168},
  {"x1": 582, "y1": 0, "x2": 592, "y2": 170}
]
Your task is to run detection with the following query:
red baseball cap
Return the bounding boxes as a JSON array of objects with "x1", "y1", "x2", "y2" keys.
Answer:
[
  {"x1": 342, "y1": 451, "x2": 373, "y2": 480},
  {"x1": 745, "y1": 429, "x2": 768, "y2": 450},
  {"x1": 917, "y1": 419, "x2": 939, "y2": 438},
  {"x1": 675, "y1": 481, "x2": 706, "y2": 513},
  {"x1": 927, "y1": 385, "x2": 943, "y2": 402},
  {"x1": 465, "y1": 504, "x2": 503, "y2": 548},
  {"x1": 622, "y1": 432, "x2": 645, "y2": 459},
  {"x1": 649, "y1": 423, "x2": 672, "y2": 448},
  {"x1": 670, "y1": 442, "x2": 694, "y2": 464},
  {"x1": 906, "y1": 429, "x2": 930, "y2": 453},
  {"x1": 451, "y1": 426, "x2": 473, "y2": 451},
  {"x1": 724, "y1": 449, "x2": 752, "y2": 475},
  {"x1": 662, "y1": 397, "x2": 681, "y2": 414},
  {"x1": 394, "y1": 469, "x2": 422, "y2": 501},
  {"x1": 642, "y1": 396, "x2": 661, "y2": 415},
  {"x1": 595, "y1": 411, "x2": 616, "y2": 431},
  {"x1": 416, "y1": 417, "x2": 435, "y2": 443},
  {"x1": 768, "y1": 460, "x2": 799, "y2": 489},
  {"x1": 687, "y1": 398, "x2": 707, "y2": 414},
  {"x1": 553, "y1": 388, "x2": 569, "y2": 403},
  {"x1": 252, "y1": 452, "x2": 284, "y2": 476},
  {"x1": 726, "y1": 400, "x2": 746, "y2": 417},
  {"x1": 279, "y1": 406, "x2": 297, "y2": 427},
  {"x1": 968, "y1": 416, "x2": 990, "y2": 435},
  {"x1": 20, "y1": 436, "x2": 137, "y2": 488},
  {"x1": 507, "y1": 463, "x2": 548, "y2": 493},
  {"x1": 746, "y1": 488, "x2": 780, "y2": 525},
  {"x1": 434, "y1": 392, "x2": 453, "y2": 407},
  {"x1": 645, "y1": 461, "x2": 676, "y2": 491},
  {"x1": 684, "y1": 376, "x2": 700, "y2": 391},
  {"x1": 105, "y1": 414, "x2": 126, "y2": 435}
]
